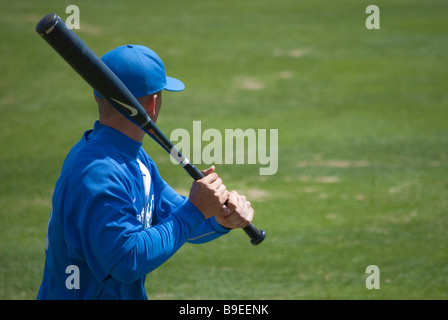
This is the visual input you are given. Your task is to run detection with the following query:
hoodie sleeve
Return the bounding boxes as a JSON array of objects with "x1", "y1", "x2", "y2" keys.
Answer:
[
  {"x1": 154, "y1": 182, "x2": 231, "y2": 244},
  {"x1": 78, "y1": 159, "x2": 206, "y2": 284},
  {"x1": 94, "y1": 155, "x2": 229, "y2": 283}
]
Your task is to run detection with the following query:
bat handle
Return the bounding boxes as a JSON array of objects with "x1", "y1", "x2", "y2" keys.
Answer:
[{"x1": 184, "y1": 162, "x2": 266, "y2": 246}]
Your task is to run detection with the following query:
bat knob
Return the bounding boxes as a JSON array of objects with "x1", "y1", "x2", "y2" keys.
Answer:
[
  {"x1": 250, "y1": 229, "x2": 266, "y2": 246},
  {"x1": 243, "y1": 224, "x2": 266, "y2": 246}
]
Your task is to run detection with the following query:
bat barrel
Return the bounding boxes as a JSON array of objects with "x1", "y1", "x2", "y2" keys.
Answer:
[{"x1": 36, "y1": 13, "x2": 151, "y2": 129}]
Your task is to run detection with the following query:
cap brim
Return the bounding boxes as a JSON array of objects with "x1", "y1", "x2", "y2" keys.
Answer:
[{"x1": 165, "y1": 76, "x2": 185, "y2": 92}]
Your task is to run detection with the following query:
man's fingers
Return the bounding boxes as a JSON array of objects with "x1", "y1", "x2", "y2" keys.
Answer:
[
  {"x1": 199, "y1": 172, "x2": 218, "y2": 184},
  {"x1": 231, "y1": 200, "x2": 253, "y2": 228},
  {"x1": 209, "y1": 177, "x2": 223, "y2": 190},
  {"x1": 244, "y1": 201, "x2": 254, "y2": 224},
  {"x1": 216, "y1": 185, "x2": 228, "y2": 202},
  {"x1": 232, "y1": 196, "x2": 253, "y2": 225},
  {"x1": 221, "y1": 191, "x2": 237, "y2": 215},
  {"x1": 226, "y1": 191, "x2": 238, "y2": 211}
]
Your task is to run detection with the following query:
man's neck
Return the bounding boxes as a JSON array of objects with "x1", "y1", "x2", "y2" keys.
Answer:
[{"x1": 99, "y1": 118, "x2": 145, "y2": 143}]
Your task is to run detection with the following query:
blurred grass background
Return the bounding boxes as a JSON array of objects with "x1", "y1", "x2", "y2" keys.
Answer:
[{"x1": 0, "y1": 0, "x2": 447, "y2": 299}]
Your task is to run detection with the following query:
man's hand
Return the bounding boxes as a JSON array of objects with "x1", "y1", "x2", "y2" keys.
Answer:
[
  {"x1": 189, "y1": 166, "x2": 229, "y2": 219},
  {"x1": 215, "y1": 190, "x2": 254, "y2": 229}
]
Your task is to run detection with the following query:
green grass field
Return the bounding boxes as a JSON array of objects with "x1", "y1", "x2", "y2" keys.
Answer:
[{"x1": 1, "y1": 0, "x2": 447, "y2": 299}]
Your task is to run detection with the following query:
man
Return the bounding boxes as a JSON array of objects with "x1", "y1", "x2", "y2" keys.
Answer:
[{"x1": 37, "y1": 44, "x2": 254, "y2": 300}]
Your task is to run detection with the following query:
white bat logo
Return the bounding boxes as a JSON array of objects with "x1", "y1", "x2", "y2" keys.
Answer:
[{"x1": 110, "y1": 98, "x2": 139, "y2": 117}]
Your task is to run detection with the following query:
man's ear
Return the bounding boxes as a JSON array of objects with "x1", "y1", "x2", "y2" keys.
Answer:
[{"x1": 143, "y1": 94, "x2": 157, "y2": 116}]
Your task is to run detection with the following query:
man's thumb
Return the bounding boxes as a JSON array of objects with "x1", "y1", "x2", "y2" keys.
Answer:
[{"x1": 201, "y1": 165, "x2": 215, "y2": 176}]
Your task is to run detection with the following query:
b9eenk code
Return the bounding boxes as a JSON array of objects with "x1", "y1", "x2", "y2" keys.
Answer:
[{"x1": 223, "y1": 304, "x2": 269, "y2": 315}]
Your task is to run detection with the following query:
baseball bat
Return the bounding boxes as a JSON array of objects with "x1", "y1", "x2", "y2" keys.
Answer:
[{"x1": 36, "y1": 13, "x2": 266, "y2": 246}]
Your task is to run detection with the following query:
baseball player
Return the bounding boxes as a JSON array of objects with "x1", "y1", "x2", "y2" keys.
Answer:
[{"x1": 37, "y1": 45, "x2": 254, "y2": 300}]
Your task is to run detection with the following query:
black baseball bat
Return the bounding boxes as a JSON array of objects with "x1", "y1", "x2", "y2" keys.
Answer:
[{"x1": 36, "y1": 13, "x2": 266, "y2": 246}]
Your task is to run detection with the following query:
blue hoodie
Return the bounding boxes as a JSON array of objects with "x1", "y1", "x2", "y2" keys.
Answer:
[{"x1": 37, "y1": 122, "x2": 229, "y2": 299}]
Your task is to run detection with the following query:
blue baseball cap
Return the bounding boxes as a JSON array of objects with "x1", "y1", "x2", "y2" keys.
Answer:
[{"x1": 94, "y1": 44, "x2": 185, "y2": 99}]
